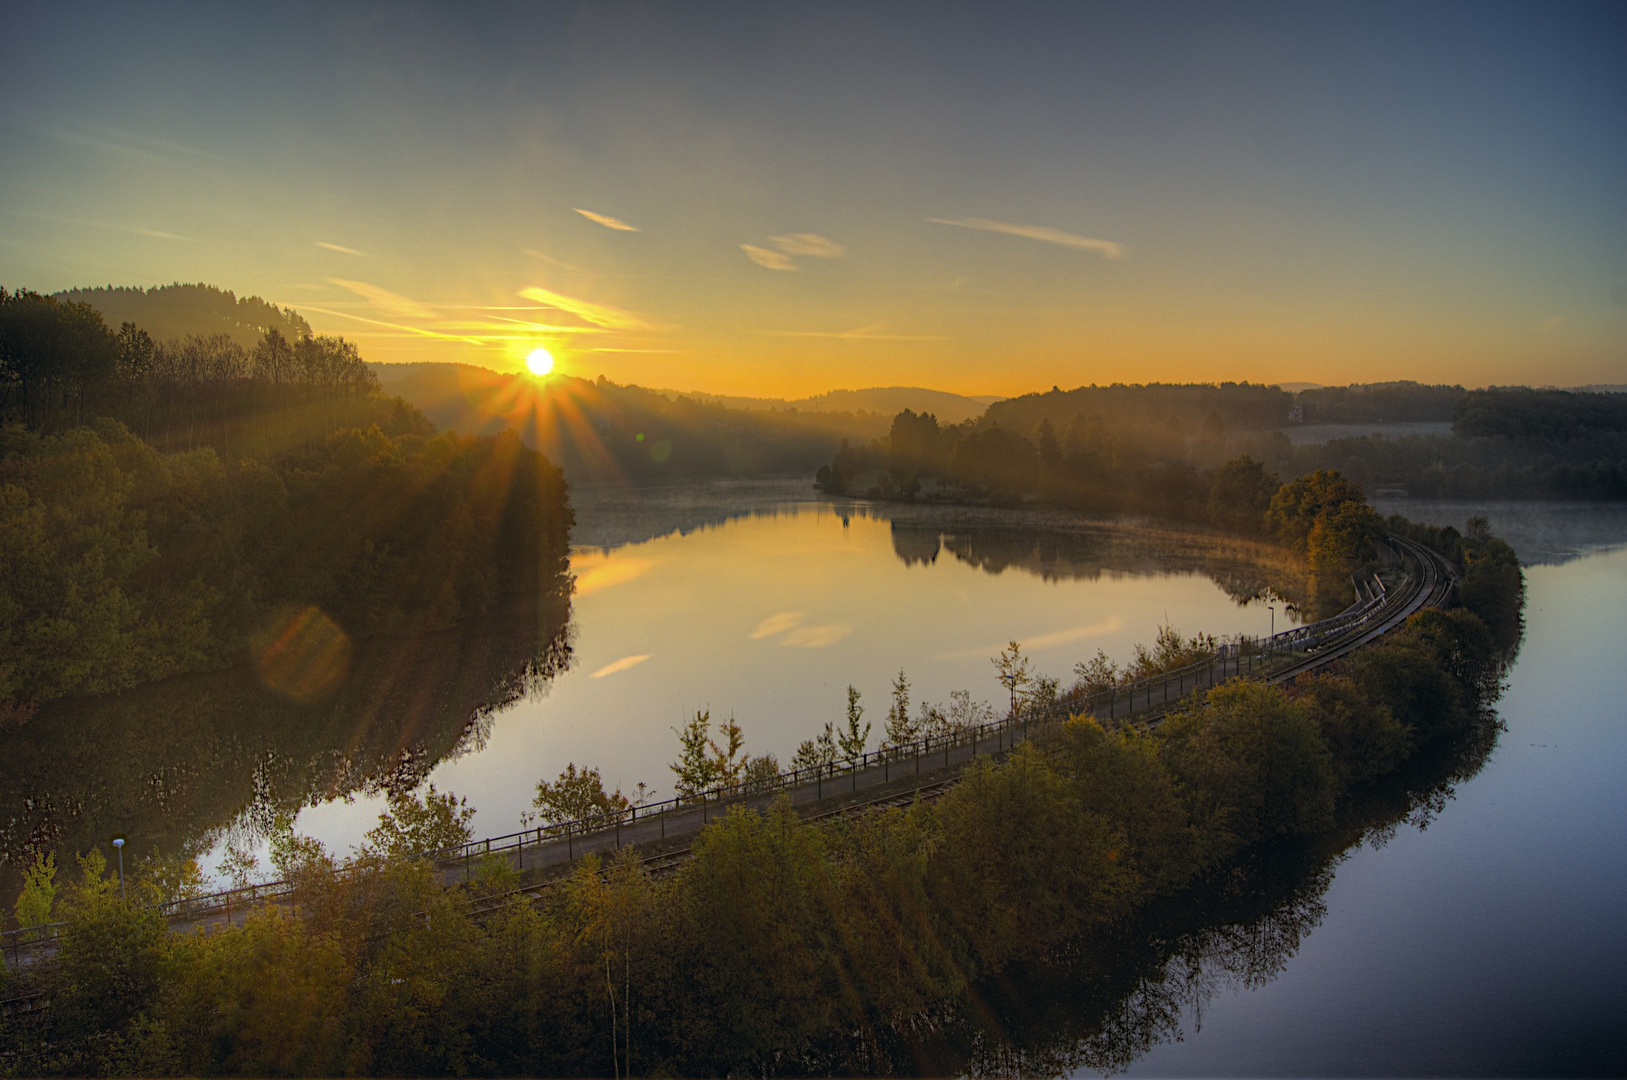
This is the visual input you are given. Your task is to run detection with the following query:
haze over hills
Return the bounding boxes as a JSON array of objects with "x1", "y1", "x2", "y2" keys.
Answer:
[
  {"x1": 367, "y1": 361, "x2": 890, "y2": 485},
  {"x1": 666, "y1": 386, "x2": 1001, "y2": 425},
  {"x1": 54, "y1": 283, "x2": 311, "y2": 350}
]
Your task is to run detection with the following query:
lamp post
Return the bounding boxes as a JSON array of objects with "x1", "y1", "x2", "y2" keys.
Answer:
[
  {"x1": 111, "y1": 836, "x2": 126, "y2": 903},
  {"x1": 1268, "y1": 605, "x2": 1275, "y2": 657}
]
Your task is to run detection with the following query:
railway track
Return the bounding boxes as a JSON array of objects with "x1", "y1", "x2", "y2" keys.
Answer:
[
  {"x1": 3, "y1": 536, "x2": 1459, "y2": 965},
  {"x1": 459, "y1": 776, "x2": 962, "y2": 923}
]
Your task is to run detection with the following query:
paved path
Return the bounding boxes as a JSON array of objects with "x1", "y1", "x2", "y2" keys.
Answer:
[{"x1": 2, "y1": 535, "x2": 1457, "y2": 970}]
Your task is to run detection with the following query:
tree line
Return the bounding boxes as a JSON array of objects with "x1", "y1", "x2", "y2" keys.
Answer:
[
  {"x1": 0, "y1": 524, "x2": 1522, "y2": 1075},
  {"x1": 0, "y1": 282, "x2": 576, "y2": 720},
  {"x1": 820, "y1": 381, "x2": 1627, "y2": 510},
  {"x1": 1, "y1": 286, "x2": 409, "y2": 460},
  {"x1": 0, "y1": 419, "x2": 572, "y2": 718},
  {"x1": 376, "y1": 362, "x2": 894, "y2": 487}
]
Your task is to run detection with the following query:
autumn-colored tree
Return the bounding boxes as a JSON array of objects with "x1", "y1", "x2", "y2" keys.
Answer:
[
  {"x1": 534, "y1": 763, "x2": 631, "y2": 827},
  {"x1": 1265, "y1": 468, "x2": 1367, "y2": 550}
]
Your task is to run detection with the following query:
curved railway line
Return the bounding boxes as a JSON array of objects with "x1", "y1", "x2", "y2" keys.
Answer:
[{"x1": 2, "y1": 535, "x2": 1460, "y2": 970}]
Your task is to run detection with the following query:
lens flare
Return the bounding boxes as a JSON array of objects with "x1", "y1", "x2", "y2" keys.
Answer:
[
  {"x1": 255, "y1": 606, "x2": 352, "y2": 702},
  {"x1": 526, "y1": 347, "x2": 554, "y2": 375}
]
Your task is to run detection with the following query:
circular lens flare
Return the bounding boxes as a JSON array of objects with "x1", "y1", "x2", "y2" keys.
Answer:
[{"x1": 526, "y1": 347, "x2": 555, "y2": 376}]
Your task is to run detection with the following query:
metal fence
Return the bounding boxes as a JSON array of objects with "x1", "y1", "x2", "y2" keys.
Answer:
[
  {"x1": 5, "y1": 536, "x2": 1436, "y2": 963},
  {"x1": 442, "y1": 542, "x2": 1426, "y2": 866}
]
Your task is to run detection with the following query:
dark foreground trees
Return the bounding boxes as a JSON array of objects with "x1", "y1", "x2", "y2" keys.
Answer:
[{"x1": 0, "y1": 419, "x2": 571, "y2": 713}]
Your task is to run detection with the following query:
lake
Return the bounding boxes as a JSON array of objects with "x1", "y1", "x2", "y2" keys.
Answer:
[
  {"x1": 293, "y1": 478, "x2": 1305, "y2": 858},
  {"x1": 6, "y1": 483, "x2": 1623, "y2": 1075},
  {"x1": 1103, "y1": 501, "x2": 1627, "y2": 1077}
]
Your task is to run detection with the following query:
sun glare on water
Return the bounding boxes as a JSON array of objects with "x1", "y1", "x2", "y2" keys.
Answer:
[{"x1": 526, "y1": 347, "x2": 555, "y2": 376}]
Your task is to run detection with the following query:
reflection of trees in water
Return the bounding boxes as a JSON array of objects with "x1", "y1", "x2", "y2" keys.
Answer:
[
  {"x1": 814, "y1": 707, "x2": 1503, "y2": 1077},
  {"x1": 890, "y1": 518, "x2": 1311, "y2": 614},
  {"x1": 0, "y1": 586, "x2": 572, "y2": 890},
  {"x1": 568, "y1": 478, "x2": 821, "y2": 552}
]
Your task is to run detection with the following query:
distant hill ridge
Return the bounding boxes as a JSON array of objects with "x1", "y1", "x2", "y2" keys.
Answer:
[
  {"x1": 53, "y1": 283, "x2": 311, "y2": 348},
  {"x1": 659, "y1": 385, "x2": 999, "y2": 424}
]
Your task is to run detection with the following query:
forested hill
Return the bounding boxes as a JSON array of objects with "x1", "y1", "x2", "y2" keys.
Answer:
[
  {"x1": 982, "y1": 382, "x2": 1292, "y2": 438},
  {"x1": 371, "y1": 361, "x2": 890, "y2": 485},
  {"x1": 0, "y1": 287, "x2": 575, "y2": 718},
  {"x1": 1298, "y1": 381, "x2": 1464, "y2": 423},
  {"x1": 823, "y1": 381, "x2": 1627, "y2": 505},
  {"x1": 54, "y1": 283, "x2": 311, "y2": 350},
  {"x1": 676, "y1": 385, "x2": 996, "y2": 425}
]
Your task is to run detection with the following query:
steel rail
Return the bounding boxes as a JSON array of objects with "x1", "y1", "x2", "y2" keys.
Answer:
[{"x1": 3, "y1": 535, "x2": 1458, "y2": 967}]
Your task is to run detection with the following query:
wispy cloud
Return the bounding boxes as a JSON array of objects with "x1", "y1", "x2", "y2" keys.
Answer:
[
  {"x1": 741, "y1": 244, "x2": 798, "y2": 271},
  {"x1": 316, "y1": 240, "x2": 371, "y2": 257},
  {"x1": 927, "y1": 217, "x2": 1124, "y2": 258},
  {"x1": 589, "y1": 654, "x2": 652, "y2": 678},
  {"x1": 299, "y1": 305, "x2": 484, "y2": 344},
  {"x1": 35, "y1": 121, "x2": 228, "y2": 165},
  {"x1": 771, "y1": 233, "x2": 844, "y2": 258},
  {"x1": 328, "y1": 279, "x2": 435, "y2": 319},
  {"x1": 780, "y1": 624, "x2": 854, "y2": 648},
  {"x1": 751, "y1": 611, "x2": 805, "y2": 639},
  {"x1": 2, "y1": 210, "x2": 194, "y2": 241},
  {"x1": 132, "y1": 226, "x2": 193, "y2": 241},
  {"x1": 519, "y1": 286, "x2": 667, "y2": 331},
  {"x1": 575, "y1": 208, "x2": 640, "y2": 232},
  {"x1": 522, "y1": 248, "x2": 585, "y2": 272},
  {"x1": 759, "y1": 325, "x2": 947, "y2": 341}
]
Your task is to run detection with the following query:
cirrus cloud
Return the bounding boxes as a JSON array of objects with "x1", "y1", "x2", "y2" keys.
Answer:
[
  {"x1": 927, "y1": 216, "x2": 1124, "y2": 258},
  {"x1": 574, "y1": 207, "x2": 640, "y2": 231},
  {"x1": 741, "y1": 244, "x2": 798, "y2": 271},
  {"x1": 771, "y1": 233, "x2": 844, "y2": 258},
  {"x1": 519, "y1": 286, "x2": 668, "y2": 331},
  {"x1": 316, "y1": 240, "x2": 371, "y2": 257},
  {"x1": 751, "y1": 611, "x2": 805, "y2": 639}
]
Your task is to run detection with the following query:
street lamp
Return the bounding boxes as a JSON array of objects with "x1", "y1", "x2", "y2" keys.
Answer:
[
  {"x1": 111, "y1": 836, "x2": 126, "y2": 903},
  {"x1": 1268, "y1": 605, "x2": 1275, "y2": 657}
]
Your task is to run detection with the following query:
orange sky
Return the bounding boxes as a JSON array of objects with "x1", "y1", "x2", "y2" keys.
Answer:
[{"x1": 3, "y1": 5, "x2": 1623, "y2": 396}]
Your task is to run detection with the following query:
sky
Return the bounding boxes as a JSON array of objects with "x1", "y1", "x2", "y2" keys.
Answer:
[{"x1": 2, "y1": 1, "x2": 1624, "y2": 397}]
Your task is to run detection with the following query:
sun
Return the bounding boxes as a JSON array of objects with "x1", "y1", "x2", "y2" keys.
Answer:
[{"x1": 525, "y1": 347, "x2": 555, "y2": 376}]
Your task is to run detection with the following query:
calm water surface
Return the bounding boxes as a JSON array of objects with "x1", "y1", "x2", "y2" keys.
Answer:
[
  {"x1": 293, "y1": 479, "x2": 1296, "y2": 855},
  {"x1": 11, "y1": 484, "x2": 1623, "y2": 1074},
  {"x1": 1107, "y1": 503, "x2": 1627, "y2": 1076}
]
